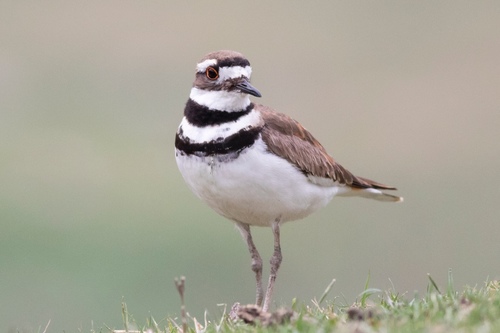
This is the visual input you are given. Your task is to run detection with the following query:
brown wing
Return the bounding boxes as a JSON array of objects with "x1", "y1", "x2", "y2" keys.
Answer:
[{"x1": 258, "y1": 105, "x2": 396, "y2": 190}]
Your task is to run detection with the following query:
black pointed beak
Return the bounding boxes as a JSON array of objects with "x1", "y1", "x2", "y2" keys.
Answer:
[{"x1": 235, "y1": 79, "x2": 262, "y2": 98}]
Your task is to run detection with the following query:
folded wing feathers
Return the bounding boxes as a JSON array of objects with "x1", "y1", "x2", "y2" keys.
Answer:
[{"x1": 259, "y1": 106, "x2": 396, "y2": 191}]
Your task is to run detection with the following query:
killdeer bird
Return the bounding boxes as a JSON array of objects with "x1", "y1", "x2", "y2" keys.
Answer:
[{"x1": 175, "y1": 50, "x2": 402, "y2": 312}]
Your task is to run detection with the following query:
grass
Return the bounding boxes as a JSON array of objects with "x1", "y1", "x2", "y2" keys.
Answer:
[{"x1": 99, "y1": 271, "x2": 500, "y2": 333}]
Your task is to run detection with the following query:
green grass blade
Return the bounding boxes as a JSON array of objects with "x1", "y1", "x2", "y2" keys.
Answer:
[{"x1": 318, "y1": 278, "x2": 336, "y2": 305}]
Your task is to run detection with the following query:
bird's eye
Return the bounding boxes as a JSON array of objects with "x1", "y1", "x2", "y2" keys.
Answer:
[{"x1": 206, "y1": 67, "x2": 219, "y2": 80}]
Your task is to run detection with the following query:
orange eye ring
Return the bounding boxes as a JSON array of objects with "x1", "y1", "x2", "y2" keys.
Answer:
[{"x1": 206, "y1": 67, "x2": 219, "y2": 80}]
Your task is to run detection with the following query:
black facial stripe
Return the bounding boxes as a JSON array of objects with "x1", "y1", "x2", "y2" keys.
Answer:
[
  {"x1": 196, "y1": 58, "x2": 250, "y2": 72},
  {"x1": 175, "y1": 126, "x2": 261, "y2": 156},
  {"x1": 184, "y1": 99, "x2": 253, "y2": 126},
  {"x1": 217, "y1": 58, "x2": 250, "y2": 68}
]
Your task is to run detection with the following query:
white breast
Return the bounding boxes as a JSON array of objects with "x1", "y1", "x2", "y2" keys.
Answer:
[{"x1": 175, "y1": 138, "x2": 345, "y2": 227}]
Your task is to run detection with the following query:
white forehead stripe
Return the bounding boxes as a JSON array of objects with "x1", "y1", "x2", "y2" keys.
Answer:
[
  {"x1": 218, "y1": 66, "x2": 252, "y2": 81},
  {"x1": 196, "y1": 59, "x2": 217, "y2": 72},
  {"x1": 196, "y1": 59, "x2": 252, "y2": 81}
]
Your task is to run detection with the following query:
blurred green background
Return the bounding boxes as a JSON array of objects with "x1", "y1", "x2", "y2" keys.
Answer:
[{"x1": 1, "y1": 1, "x2": 500, "y2": 332}]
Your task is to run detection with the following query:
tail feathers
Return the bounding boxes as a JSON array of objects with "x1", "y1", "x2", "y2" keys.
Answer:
[
  {"x1": 339, "y1": 187, "x2": 403, "y2": 202},
  {"x1": 346, "y1": 175, "x2": 403, "y2": 202},
  {"x1": 353, "y1": 176, "x2": 398, "y2": 190}
]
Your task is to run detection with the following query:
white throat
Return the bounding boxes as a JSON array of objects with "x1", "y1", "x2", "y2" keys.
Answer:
[{"x1": 190, "y1": 87, "x2": 251, "y2": 112}]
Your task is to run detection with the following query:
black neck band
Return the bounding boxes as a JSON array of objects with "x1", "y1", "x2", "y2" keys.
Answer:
[
  {"x1": 175, "y1": 126, "x2": 261, "y2": 156},
  {"x1": 184, "y1": 99, "x2": 253, "y2": 127}
]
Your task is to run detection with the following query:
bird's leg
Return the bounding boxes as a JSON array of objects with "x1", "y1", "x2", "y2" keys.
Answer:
[
  {"x1": 236, "y1": 222, "x2": 263, "y2": 306},
  {"x1": 262, "y1": 219, "x2": 282, "y2": 312}
]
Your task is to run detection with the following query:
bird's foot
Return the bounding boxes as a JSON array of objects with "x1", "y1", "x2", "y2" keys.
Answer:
[{"x1": 229, "y1": 302, "x2": 293, "y2": 326}]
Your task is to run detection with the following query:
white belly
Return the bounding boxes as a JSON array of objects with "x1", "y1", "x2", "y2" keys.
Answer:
[{"x1": 175, "y1": 138, "x2": 345, "y2": 227}]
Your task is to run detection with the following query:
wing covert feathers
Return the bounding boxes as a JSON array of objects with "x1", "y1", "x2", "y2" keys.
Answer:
[{"x1": 258, "y1": 105, "x2": 400, "y2": 194}]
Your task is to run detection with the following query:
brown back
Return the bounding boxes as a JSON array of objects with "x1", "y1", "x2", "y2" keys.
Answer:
[{"x1": 258, "y1": 105, "x2": 396, "y2": 190}]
